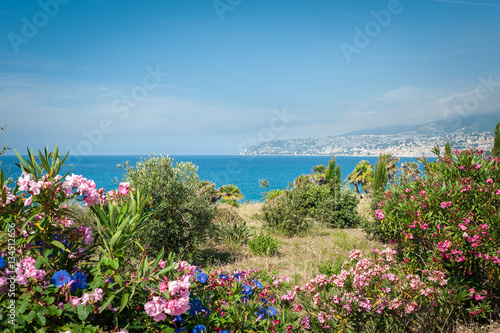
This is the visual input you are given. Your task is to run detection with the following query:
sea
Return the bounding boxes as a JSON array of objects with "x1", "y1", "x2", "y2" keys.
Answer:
[{"x1": 0, "y1": 155, "x2": 429, "y2": 202}]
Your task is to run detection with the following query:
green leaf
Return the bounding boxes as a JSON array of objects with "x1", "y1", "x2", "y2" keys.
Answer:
[
  {"x1": 77, "y1": 304, "x2": 90, "y2": 321},
  {"x1": 50, "y1": 240, "x2": 71, "y2": 253},
  {"x1": 109, "y1": 230, "x2": 123, "y2": 250},
  {"x1": 119, "y1": 293, "x2": 130, "y2": 313},
  {"x1": 99, "y1": 295, "x2": 115, "y2": 313},
  {"x1": 110, "y1": 259, "x2": 119, "y2": 270},
  {"x1": 35, "y1": 312, "x2": 46, "y2": 326}
]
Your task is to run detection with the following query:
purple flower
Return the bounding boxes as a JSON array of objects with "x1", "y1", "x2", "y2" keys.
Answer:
[
  {"x1": 267, "y1": 306, "x2": 277, "y2": 316},
  {"x1": 196, "y1": 273, "x2": 207, "y2": 283},
  {"x1": 192, "y1": 325, "x2": 206, "y2": 333},
  {"x1": 254, "y1": 279, "x2": 262, "y2": 289},
  {"x1": 51, "y1": 270, "x2": 72, "y2": 287},
  {"x1": 72, "y1": 272, "x2": 88, "y2": 291},
  {"x1": 242, "y1": 285, "x2": 253, "y2": 295}
]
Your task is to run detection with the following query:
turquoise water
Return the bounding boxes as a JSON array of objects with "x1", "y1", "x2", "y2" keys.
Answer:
[{"x1": 0, "y1": 155, "x2": 427, "y2": 202}]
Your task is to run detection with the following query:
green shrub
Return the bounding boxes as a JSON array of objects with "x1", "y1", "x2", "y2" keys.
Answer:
[
  {"x1": 262, "y1": 180, "x2": 361, "y2": 233},
  {"x1": 212, "y1": 208, "x2": 251, "y2": 247},
  {"x1": 318, "y1": 256, "x2": 344, "y2": 276},
  {"x1": 260, "y1": 191, "x2": 311, "y2": 235},
  {"x1": 121, "y1": 153, "x2": 216, "y2": 259},
  {"x1": 313, "y1": 191, "x2": 360, "y2": 228},
  {"x1": 369, "y1": 148, "x2": 500, "y2": 318},
  {"x1": 248, "y1": 233, "x2": 279, "y2": 256}
]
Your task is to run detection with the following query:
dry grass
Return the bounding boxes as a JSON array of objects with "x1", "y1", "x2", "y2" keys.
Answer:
[{"x1": 199, "y1": 202, "x2": 383, "y2": 286}]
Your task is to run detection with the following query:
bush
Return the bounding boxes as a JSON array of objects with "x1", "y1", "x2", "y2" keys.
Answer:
[
  {"x1": 313, "y1": 191, "x2": 360, "y2": 228},
  {"x1": 369, "y1": 148, "x2": 500, "y2": 319},
  {"x1": 261, "y1": 180, "x2": 361, "y2": 234},
  {"x1": 260, "y1": 190, "x2": 311, "y2": 235},
  {"x1": 248, "y1": 233, "x2": 278, "y2": 256},
  {"x1": 212, "y1": 208, "x2": 251, "y2": 248},
  {"x1": 121, "y1": 154, "x2": 216, "y2": 259}
]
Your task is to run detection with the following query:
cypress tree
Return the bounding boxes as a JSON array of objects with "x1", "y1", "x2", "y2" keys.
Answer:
[
  {"x1": 492, "y1": 122, "x2": 500, "y2": 158},
  {"x1": 325, "y1": 155, "x2": 341, "y2": 196},
  {"x1": 444, "y1": 142, "x2": 452, "y2": 158}
]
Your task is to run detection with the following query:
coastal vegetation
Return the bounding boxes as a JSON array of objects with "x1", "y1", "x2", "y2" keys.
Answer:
[{"x1": 1, "y1": 122, "x2": 500, "y2": 332}]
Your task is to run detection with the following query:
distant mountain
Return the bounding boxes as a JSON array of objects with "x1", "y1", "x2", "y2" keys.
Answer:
[
  {"x1": 339, "y1": 112, "x2": 499, "y2": 137},
  {"x1": 242, "y1": 111, "x2": 498, "y2": 156}
]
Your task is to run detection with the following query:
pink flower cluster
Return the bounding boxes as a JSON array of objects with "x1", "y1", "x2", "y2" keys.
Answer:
[
  {"x1": 13, "y1": 257, "x2": 46, "y2": 285},
  {"x1": 0, "y1": 185, "x2": 16, "y2": 207},
  {"x1": 77, "y1": 225, "x2": 94, "y2": 244},
  {"x1": 291, "y1": 247, "x2": 449, "y2": 330},
  {"x1": 62, "y1": 174, "x2": 101, "y2": 206},
  {"x1": 70, "y1": 288, "x2": 103, "y2": 307},
  {"x1": 375, "y1": 209, "x2": 384, "y2": 220},
  {"x1": 144, "y1": 261, "x2": 197, "y2": 322}
]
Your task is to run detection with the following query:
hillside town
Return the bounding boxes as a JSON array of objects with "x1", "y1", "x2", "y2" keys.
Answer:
[{"x1": 242, "y1": 130, "x2": 494, "y2": 157}]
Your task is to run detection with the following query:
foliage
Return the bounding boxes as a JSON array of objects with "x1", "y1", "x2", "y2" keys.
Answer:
[
  {"x1": 217, "y1": 184, "x2": 244, "y2": 206},
  {"x1": 313, "y1": 190, "x2": 361, "y2": 228},
  {"x1": 371, "y1": 154, "x2": 388, "y2": 211},
  {"x1": 324, "y1": 155, "x2": 341, "y2": 196},
  {"x1": 262, "y1": 157, "x2": 362, "y2": 234},
  {"x1": 0, "y1": 147, "x2": 194, "y2": 332},
  {"x1": 492, "y1": 121, "x2": 500, "y2": 158},
  {"x1": 248, "y1": 233, "x2": 279, "y2": 257},
  {"x1": 212, "y1": 208, "x2": 251, "y2": 248},
  {"x1": 186, "y1": 268, "x2": 300, "y2": 332},
  {"x1": 121, "y1": 154, "x2": 216, "y2": 259},
  {"x1": 445, "y1": 141, "x2": 452, "y2": 158},
  {"x1": 347, "y1": 160, "x2": 373, "y2": 197},
  {"x1": 260, "y1": 188, "x2": 311, "y2": 235},
  {"x1": 369, "y1": 148, "x2": 500, "y2": 319},
  {"x1": 292, "y1": 247, "x2": 467, "y2": 332}
]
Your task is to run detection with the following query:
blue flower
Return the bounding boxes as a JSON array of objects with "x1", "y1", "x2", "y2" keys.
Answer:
[
  {"x1": 260, "y1": 298, "x2": 267, "y2": 304},
  {"x1": 242, "y1": 285, "x2": 253, "y2": 295},
  {"x1": 234, "y1": 272, "x2": 241, "y2": 281},
  {"x1": 219, "y1": 273, "x2": 228, "y2": 281},
  {"x1": 254, "y1": 279, "x2": 263, "y2": 289},
  {"x1": 175, "y1": 329, "x2": 187, "y2": 333},
  {"x1": 192, "y1": 325, "x2": 206, "y2": 333},
  {"x1": 256, "y1": 307, "x2": 266, "y2": 320},
  {"x1": 241, "y1": 295, "x2": 249, "y2": 304},
  {"x1": 35, "y1": 241, "x2": 44, "y2": 255},
  {"x1": 220, "y1": 331, "x2": 230, "y2": 333},
  {"x1": 174, "y1": 315, "x2": 184, "y2": 324},
  {"x1": 267, "y1": 306, "x2": 277, "y2": 316},
  {"x1": 190, "y1": 299, "x2": 202, "y2": 308},
  {"x1": 71, "y1": 272, "x2": 88, "y2": 291},
  {"x1": 0, "y1": 256, "x2": 5, "y2": 269},
  {"x1": 196, "y1": 272, "x2": 208, "y2": 283},
  {"x1": 51, "y1": 270, "x2": 72, "y2": 287}
]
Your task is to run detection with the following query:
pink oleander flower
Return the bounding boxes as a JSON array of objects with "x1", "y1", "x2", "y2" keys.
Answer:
[
  {"x1": 164, "y1": 297, "x2": 190, "y2": 316},
  {"x1": 458, "y1": 223, "x2": 467, "y2": 231},
  {"x1": 145, "y1": 296, "x2": 167, "y2": 322},
  {"x1": 375, "y1": 209, "x2": 384, "y2": 220},
  {"x1": 405, "y1": 188, "x2": 411, "y2": 193},
  {"x1": 24, "y1": 196, "x2": 32, "y2": 207},
  {"x1": 420, "y1": 223, "x2": 428, "y2": 230},
  {"x1": 158, "y1": 260, "x2": 166, "y2": 269},
  {"x1": 119, "y1": 182, "x2": 130, "y2": 196}
]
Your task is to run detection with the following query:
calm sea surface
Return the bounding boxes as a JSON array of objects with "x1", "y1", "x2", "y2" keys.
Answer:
[{"x1": 0, "y1": 155, "x2": 428, "y2": 202}]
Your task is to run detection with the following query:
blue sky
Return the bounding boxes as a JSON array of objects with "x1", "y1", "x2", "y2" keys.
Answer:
[{"x1": 0, "y1": 0, "x2": 499, "y2": 155}]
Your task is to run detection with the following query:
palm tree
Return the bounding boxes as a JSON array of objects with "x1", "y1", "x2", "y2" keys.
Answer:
[
  {"x1": 400, "y1": 162, "x2": 421, "y2": 182},
  {"x1": 347, "y1": 160, "x2": 373, "y2": 198},
  {"x1": 380, "y1": 153, "x2": 399, "y2": 182},
  {"x1": 311, "y1": 164, "x2": 326, "y2": 184},
  {"x1": 217, "y1": 184, "x2": 244, "y2": 202}
]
